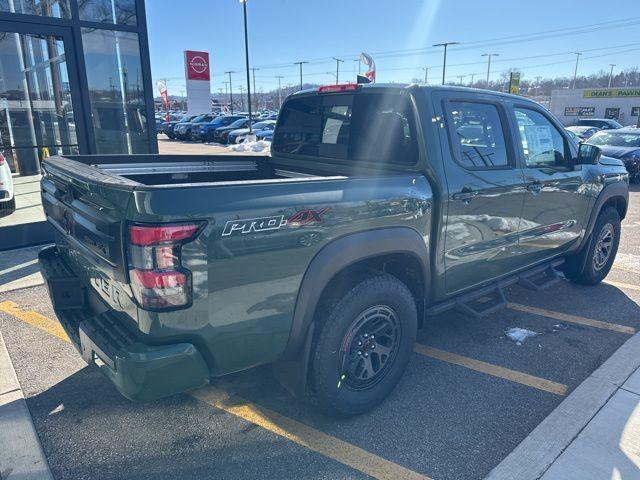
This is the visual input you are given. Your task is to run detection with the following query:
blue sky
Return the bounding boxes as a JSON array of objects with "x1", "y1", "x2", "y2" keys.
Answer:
[{"x1": 146, "y1": 0, "x2": 640, "y2": 94}]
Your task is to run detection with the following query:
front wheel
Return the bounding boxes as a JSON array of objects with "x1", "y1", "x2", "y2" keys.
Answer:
[
  {"x1": 307, "y1": 273, "x2": 417, "y2": 417},
  {"x1": 564, "y1": 207, "x2": 620, "y2": 285}
]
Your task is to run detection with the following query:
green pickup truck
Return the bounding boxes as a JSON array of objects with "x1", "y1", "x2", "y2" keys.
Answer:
[{"x1": 39, "y1": 84, "x2": 629, "y2": 416}]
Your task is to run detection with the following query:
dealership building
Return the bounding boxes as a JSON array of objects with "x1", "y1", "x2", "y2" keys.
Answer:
[
  {"x1": 0, "y1": 0, "x2": 157, "y2": 177},
  {"x1": 550, "y1": 87, "x2": 640, "y2": 127}
]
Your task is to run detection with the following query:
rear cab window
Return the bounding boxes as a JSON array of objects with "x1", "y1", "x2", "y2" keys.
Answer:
[{"x1": 272, "y1": 90, "x2": 419, "y2": 166}]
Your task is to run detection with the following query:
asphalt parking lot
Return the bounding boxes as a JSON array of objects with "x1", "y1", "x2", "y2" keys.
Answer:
[{"x1": 1, "y1": 185, "x2": 639, "y2": 480}]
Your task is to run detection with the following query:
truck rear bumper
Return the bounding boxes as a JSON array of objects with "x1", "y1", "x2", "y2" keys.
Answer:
[{"x1": 38, "y1": 246, "x2": 210, "y2": 401}]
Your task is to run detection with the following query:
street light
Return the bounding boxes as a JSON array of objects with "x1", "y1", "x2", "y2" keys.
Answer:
[
  {"x1": 433, "y1": 41, "x2": 459, "y2": 85},
  {"x1": 275, "y1": 75, "x2": 284, "y2": 109},
  {"x1": 481, "y1": 53, "x2": 499, "y2": 87},
  {"x1": 294, "y1": 61, "x2": 308, "y2": 91},
  {"x1": 239, "y1": 0, "x2": 253, "y2": 136},
  {"x1": 608, "y1": 64, "x2": 617, "y2": 88},
  {"x1": 225, "y1": 71, "x2": 235, "y2": 113},
  {"x1": 422, "y1": 66, "x2": 431, "y2": 85},
  {"x1": 571, "y1": 52, "x2": 582, "y2": 90}
]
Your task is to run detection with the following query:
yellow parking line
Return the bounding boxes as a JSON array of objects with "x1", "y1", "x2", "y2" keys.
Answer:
[
  {"x1": 191, "y1": 387, "x2": 430, "y2": 480},
  {"x1": 605, "y1": 279, "x2": 640, "y2": 293},
  {"x1": 507, "y1": 302, "x2": 635, "y2": 335},
  {"x1": 0, "y1": 301, "x2": 70, "y2": 342},
  {"x1": 2, "y1": 301, "x2": 431, "y2": 480},
  {"x1": 414, "y1": 344, "x2": 567, "y2": 396}
]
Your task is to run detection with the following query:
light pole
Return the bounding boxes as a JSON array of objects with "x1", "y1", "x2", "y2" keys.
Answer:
[
  {"x1": 457, "y1": 74, "x2": 465, "y2": 85},
  {"x1": 225, "y1": 71, "x2": 235, "y2": 113},
  {"x1": 251, "y1": 67, "x2": 259, "y2": 110},
  {"x1": 240, "y1": 0, "x2": 253, "y2": 135},
  {"x1": 481, "y1": 53, "x2": 499, "y2": 87},
  {"x1": 469, "y1": 73, "x2": 475, "y2": 86},
  {"x1": 332, "y1": 57, "x2": 344, "y2": 84},
  {"x1": 294, "y1": 61, "x2": 308, "y2": 90},
  {"x1": 275, "y1": 75, "x2": 284, "y2": 109},
  {"x1": 571, "y1": 52, "x2": 582, "y2": 89},
  {"x1": 433, "y1": 41, "x2": 459, "y2": 85},
  {"x1": 422, "y1": 66, "x2": 431, "y2": 85},
  {"x1": 608, "y1": 64, "x2": 616, "y2": 88}
]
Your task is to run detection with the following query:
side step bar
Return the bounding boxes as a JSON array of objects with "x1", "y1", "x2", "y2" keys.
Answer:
[{"x1": 426, "y1": 259, "x2": 564, "y2": 319}]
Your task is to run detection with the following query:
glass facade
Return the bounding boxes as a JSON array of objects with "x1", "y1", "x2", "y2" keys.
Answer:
[
  {"x1": 82, "y1": 28, "x2": 148, "y2": 153},
  {"x1": 0, "y1": 0, "x2": 155, "y2": 175}
]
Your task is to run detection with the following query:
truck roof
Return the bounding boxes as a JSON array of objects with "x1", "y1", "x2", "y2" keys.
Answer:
[{"x1": 290, "y1": 83, "x2": 536, "y2": 103}]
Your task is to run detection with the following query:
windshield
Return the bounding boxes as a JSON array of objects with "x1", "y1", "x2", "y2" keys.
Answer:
[
  {"x1": 228, "y1": 118, "x2": 248, "y2": 128},
  {"x1": 253, "y1": 121, "x2": 274, "y2": 129},
  {"x1": 588, "y1": 131, "x2": 640, "y2": 147}
]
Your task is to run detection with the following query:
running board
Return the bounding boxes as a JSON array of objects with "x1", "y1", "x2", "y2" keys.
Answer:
[
  {"x1": 425, "y1": 259, "x2": 564, "y2": 319},
  {"x1": 518, "y1": 259, "x2": 564, "y2": 291}
]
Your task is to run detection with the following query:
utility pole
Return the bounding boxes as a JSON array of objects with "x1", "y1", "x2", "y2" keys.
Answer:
[
  {"x1": 275, "y1": 75, "x2": 284, "y2": 109},
  {"x1": 534, "y1": 76, "x2": 542, "y2": 97},
  {"x1": 251, "y1": 67, "x2": 259, "y2": 109},
  {"x1": 481, "y1": 53, "x2": 499, "y2": 87},
  {"x1": 433, "y1": 41, "x2": 459, "y2": 85},
  {"x1": 225, "y1": 71, "x2": 235, "y2": 113},
  {"x1": 422, "y1": 66, "x2": 431, "y2": 85},
  {"x1": 571, "y1": 52, "x2": 582, "y2": 90},
  {"x1": 608, "y1": 64, "x2": 616, "y2": 88},
  {"x1": 469, "y1": 73, "x2": 475, "y2": 86},
  {"x1": 332, "y1": 57, "x2": 344, "y2": 84},
  {"x1": 457, "y1": 74, "x2": 465, "y2": 85},
  {"x1": 240, "y1": 0, "x2": 253, "y2": 134},
  {"x1": 294, "y1": 61, "x2": 308, "y2": 91}
]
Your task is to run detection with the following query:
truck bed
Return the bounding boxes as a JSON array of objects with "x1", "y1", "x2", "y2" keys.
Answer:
[{"x1": 62, "y1": 154, "x2": 335, "y2": 187}]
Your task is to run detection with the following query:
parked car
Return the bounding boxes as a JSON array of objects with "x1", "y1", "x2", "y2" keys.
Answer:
[
  {"x1": 566, "y1": 126, "x2": 599, "y2": 142},
  {"x1": 39, "y1": 84, "x2": 628, "y2": 417},
  {"x1": 0, "y1": 142, "x2": 15, "y2": 216},
  {"x1": 228, "y1": 120, "x2": 276, "y2": 144},
  {"x1": 586, "y1": 127, "x2": 640, "y2": 182},
  {"x1": 576, "y1": 118, "x2": 623, "y2": 130},
  {"x1": 174, "y1": 114, "x2": 216, "y2": 140},
  {"x1": 208, "y1": 117, "x2": 251, "y2": 144},
  {"x1": 256, "y1": 129, "x2": 273, "y2": 141},
  {"x1": 195, "y1": 115, "x2": 247, "y2": 142},
  {"x1": 162, "y1": 114, "x2": 195, "y2": 139}
]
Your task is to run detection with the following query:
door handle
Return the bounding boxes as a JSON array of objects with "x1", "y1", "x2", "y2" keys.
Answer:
[
  {"x1": 527, "y1": 181, "x2": 542, "y2": 193},
  {"x1": 453, "y1": 188, "x2": 478, "y2": 202}
]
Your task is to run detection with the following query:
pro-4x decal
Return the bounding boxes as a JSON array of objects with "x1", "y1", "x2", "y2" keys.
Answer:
[{"x1": 222, "y1": 208, "x2": 330, "y2": 237}]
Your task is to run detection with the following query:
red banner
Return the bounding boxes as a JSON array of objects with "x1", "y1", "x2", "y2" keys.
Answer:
[{"x1": 185, "y1": 51, "x2": 210, "y2": 81}]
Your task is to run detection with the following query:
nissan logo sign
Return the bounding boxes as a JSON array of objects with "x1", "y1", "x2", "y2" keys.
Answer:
[{"x1": 189, "y1": 56, "x2": 208, "y2": 74}]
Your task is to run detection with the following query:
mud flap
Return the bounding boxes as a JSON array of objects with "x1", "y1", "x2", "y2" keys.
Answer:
[{"x1": 272, "y1": 323, "x2": 315, "y2": 399}]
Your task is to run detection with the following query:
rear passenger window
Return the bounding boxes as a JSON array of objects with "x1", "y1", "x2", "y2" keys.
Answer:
[
  {"x1": 514, "y1": 108, "x2": 570, "y2": 170},
  {"x1": 273, "y1": 92, "x2": 418, "y2": 165},
  {"x1": 447, "y1": 101, "x2": 510, "y2": 169}
]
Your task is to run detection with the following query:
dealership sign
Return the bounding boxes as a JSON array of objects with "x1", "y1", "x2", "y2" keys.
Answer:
[
  {"x1": 583, "y1": 88, "x2": 640, "y2": 98},
  {"x1": 564, "y1": 107, "x2": 595, "y2": 117},
  {"x1": 185, "y1": 51, "x2": 210, "y2": 81}
]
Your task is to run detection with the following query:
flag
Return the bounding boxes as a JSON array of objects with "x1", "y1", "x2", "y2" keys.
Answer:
[
  {"x1": 155, "y1": 80, "x2": 170, "y2": 121},
  {"x1": 359, "y1": 52, "x2": 376, "y2": 82}
]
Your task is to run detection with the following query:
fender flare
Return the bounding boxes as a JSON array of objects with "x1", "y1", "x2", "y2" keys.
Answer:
[
  {"x1": 282, "y1": 227, "x2": 430, "y2": 360},
  {"x1": 577, "y1": 181, "x2": 628, "y2": 253}
]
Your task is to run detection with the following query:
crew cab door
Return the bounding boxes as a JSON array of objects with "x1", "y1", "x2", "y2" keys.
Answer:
[
  {"x1": 435, "y1": 92, "x2": 526, "y2": 294},
  {"x1": 507, "y1": 103, "x2": 590, "y2": 264}
]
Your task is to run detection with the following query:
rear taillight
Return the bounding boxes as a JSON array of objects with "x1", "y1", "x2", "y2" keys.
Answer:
[
  {"x1": 128, "y1": 222, "x2": 204, "y2": 311},
  {"x1": 0, "y1": 153, "x2": 5, "y2": 165}
]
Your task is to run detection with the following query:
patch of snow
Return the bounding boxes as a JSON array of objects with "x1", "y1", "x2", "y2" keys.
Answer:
[
  {"x1": 505, "y1": 327, "x2": 539, "y2": 346},
  {"x1": 228, "y1": 140, "x2": 271, "y2": 152}
]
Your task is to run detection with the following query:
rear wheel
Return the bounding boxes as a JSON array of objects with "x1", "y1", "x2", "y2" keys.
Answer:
[
  {"x1": 307, "y1": 273, "x2": 417, "y2": 417},
  {"x1": 564, "y1": 207, "x2": 620, "y2": 285}
]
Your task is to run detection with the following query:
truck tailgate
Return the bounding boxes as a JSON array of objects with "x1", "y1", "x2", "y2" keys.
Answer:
[{"x1": 41, "y1": 156, "x2": 135, "y2": 284}]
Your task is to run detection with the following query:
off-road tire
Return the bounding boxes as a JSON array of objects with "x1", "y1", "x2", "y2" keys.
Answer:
[
  {"x1": 307, "y1": 273, "x2": 417, "y2": 417},
  {"x1": 564, "y1": 207, "x2": 620, "y2": 285}
]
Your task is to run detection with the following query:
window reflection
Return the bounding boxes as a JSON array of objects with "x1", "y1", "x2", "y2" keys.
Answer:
[
  {"x1": 81, "y1": 28, "x2": 148, "y2": 154},
  {"x1": 78, "y1": 0, "x2": 137, "y2": 26},
  {"x1": 0, "y1": 31, "x2": 78, "y2": 174},
  {"x1": 0, "y1": 0, "x2": 71, "y2": 18}
]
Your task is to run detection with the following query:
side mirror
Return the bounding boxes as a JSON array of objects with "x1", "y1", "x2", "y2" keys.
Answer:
[{"x1": 578, "y1": 143, "x2": 602, "y2": 165}]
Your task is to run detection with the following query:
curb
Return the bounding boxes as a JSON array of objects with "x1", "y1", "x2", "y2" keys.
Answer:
[
  {"x1": 0, "y1": 330, "x2": 54, "y2": 480},
  {"x1": 486, "y1": 330, "x2": 640, "y2": 480}
]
